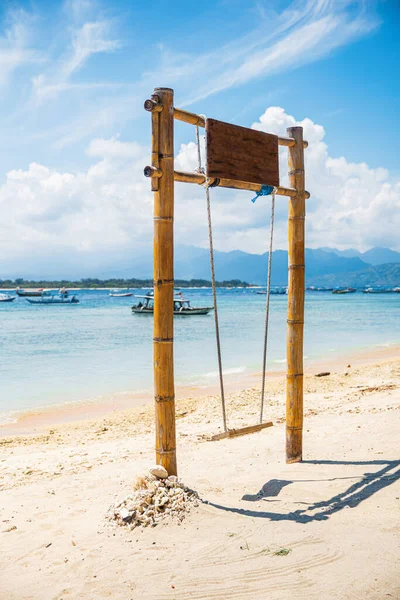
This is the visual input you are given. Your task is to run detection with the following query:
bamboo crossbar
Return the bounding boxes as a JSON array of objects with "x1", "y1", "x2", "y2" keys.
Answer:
[
  {"x1": 145, "y1": 101, "x2": 308, "y2": 148},
  {"x1": 279, "y1": 136, "x2": 308, "y2": 149},
  {"x1": 211, "y1": 421, "x2": 273, "y2": 441},
  {"x1": 144, "y1": 168, "x2": 310, "y2": 199},
  {"x1": 173, "y1": 107, "x2": 308, "y2": 148},
  {"x1": 174, "y1": 107, "x2": 205, "y2": 127}
]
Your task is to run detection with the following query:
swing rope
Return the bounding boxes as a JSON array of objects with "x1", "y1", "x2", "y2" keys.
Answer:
[
  {"x1": 195, "y1": 124, "x2": 275, "y2": 433},
  {"x1": 196, "y1": 125, "x2": 227, "y2": 433},
  {"x1": 259, "y1": 190, "x2": 275, "y2": 423}
]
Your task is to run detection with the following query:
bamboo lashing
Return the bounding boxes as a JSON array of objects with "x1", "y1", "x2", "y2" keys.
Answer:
[
  {"x1": 152, "y1": 87, "x2": 177, "y2": 476},
  {"x1": 286, "y1": 126, "x2": 306, "y2": 464}
]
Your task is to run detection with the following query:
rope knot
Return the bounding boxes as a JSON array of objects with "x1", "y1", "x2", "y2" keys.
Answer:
[{"x1": 251, "y1": 184, "x2": 275, "y2": 203}]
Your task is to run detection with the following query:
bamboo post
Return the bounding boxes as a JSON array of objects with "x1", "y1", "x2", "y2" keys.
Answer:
[
  {"x1": 152, "y1": 87, "x2": 177, "y2": 476},
  {"x1": 150, "y1": 97, "x2": 160, "y2": 192},
  {"x1": 286, "y1": 126, "x2": 305, "y2": 463}
]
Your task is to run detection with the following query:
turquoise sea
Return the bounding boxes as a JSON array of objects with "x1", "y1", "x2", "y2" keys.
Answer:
[{"x1": 0, "y1": 289, "x2": 399, "y2": 423}]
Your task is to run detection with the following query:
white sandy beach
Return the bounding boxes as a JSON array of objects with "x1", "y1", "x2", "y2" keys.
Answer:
[{"x1": 1, "y1": 353, "x2": 399, "y2": 600}]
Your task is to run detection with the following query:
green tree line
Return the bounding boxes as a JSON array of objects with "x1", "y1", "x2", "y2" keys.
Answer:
[{"x1": 0, "y1": 277, "x2": 251, "y2": 289}]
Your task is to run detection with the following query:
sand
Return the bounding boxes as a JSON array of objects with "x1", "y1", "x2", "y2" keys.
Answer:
[{"x1": 1, "y1": 354, "x2": 399, "y2": 600}]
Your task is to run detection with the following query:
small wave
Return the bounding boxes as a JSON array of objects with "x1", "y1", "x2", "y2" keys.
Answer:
[
  {"x1": 274, "y1": 358, "x2": 287, "y2": 364},
  {"x1": 204, "y1": 366, "x2": 246, "y2": 378},
  {"x1": 0, "y1": 413, "x2": 18, "y2": 426}
]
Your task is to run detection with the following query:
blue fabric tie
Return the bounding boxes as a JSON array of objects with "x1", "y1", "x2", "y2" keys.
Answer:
[{"x1": 251, "y1": 184, "x2": 274, "y2": 203}]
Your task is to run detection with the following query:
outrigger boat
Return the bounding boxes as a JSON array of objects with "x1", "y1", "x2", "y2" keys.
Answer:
[
  {"x1": 0, "y1": 293, "x2": 16, "y2": 303},
  {"x1": 132, "y1": 292, "x2": 213, "y2": 316},
  {"x1": 25, "y1": 295, "x2": 79, "y2": 305}
]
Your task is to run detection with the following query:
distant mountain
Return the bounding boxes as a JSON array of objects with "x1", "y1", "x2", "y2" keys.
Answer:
[
  {"x1": 361, "y1": 247, "x2": 400, "y2": 266},
  {"x1": 320, "y1": 247, "x2": 361, "y2": 258},
  {"x1": 170, "y1": 246, "x2": 370, "y2": 285},
  {"x1": 3, "y1": 245, "x2": 399, "y2": 287},
  {"x1": 307, "y1": 263, "x2": 400, "y2": 288},
  {"x1": 319, "y1": 246, "x2": 400, "y2": 265},
  {"x1": 119, "y1": 245, "x2": 398, "y2": 286}
]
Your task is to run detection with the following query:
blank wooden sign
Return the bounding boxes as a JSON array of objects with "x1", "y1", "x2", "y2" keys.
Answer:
[{"x1": 206, "y1": 118, "x2": 279, "y2": 187}]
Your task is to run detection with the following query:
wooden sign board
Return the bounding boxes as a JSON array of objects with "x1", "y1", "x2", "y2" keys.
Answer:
[{"x1": 206, "y1": 118, "x2": 279, "y2": 186}]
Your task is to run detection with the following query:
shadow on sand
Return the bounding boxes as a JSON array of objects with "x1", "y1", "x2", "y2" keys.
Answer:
[{"x1": 206, "y1": 459, "x2": 400, "y2": 523}]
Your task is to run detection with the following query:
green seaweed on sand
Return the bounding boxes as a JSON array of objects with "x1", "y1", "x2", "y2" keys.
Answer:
[{"x1": 274, "y1": 548, "x2": 292, "y2": 556}]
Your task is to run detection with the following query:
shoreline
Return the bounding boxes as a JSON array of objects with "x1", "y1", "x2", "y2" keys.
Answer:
[{"x1": 1, "y1": 343, "x2": 398, "y2": 438}]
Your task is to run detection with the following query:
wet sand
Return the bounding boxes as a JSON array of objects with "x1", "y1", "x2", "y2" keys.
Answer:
[{"x1": 1, "y1": 343, "x2": 398, "y2": 437}]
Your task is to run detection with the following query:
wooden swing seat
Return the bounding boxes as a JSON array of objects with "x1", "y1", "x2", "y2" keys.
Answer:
[{"x1": 211, "y1": 421, "x2": 273, "y2": 441}]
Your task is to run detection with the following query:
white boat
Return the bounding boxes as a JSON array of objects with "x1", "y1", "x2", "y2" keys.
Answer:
[
  {"x1": 109, "y1": 289, "x2": 133, "y2": 297},
  {"x1": 362, "y1": 287, "x2": 397, "y2": 294},
  {"x1": 16, "y1": 287, "x2": 49, "y2": 297},
  {"x1": 0, "y1": 293, "x2": 16, "y2": 303}
]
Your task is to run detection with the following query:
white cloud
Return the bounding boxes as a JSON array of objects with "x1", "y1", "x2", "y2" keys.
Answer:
[
  {"x1": 86, "y1": 136, "x2": 142, "y2": 159},
  {"x1": 0, "y1": 0, "x2": 379, "y2": 163},
  {"x1": 32, "y1": 17, "x2": 120, "y2": 102},
  {"x1": 0, "y1": 105, "x2": 399, "y2": 278},
  {"x1": 0, "y1": 9, "x2": 38, "y2": 85},
  {"x1": 68, "y1": 21, "x2": 120, "y2": 75},
  {"x1": 0, "y1": 0, "x2": 393, "y2": 279},
  {"x1": 27, "y1": 1, "x2": 379, "y2": 122},
  {"x1": 0, "y1": 142, "x2": 152, "y2": 277},
  {"x1": 179, "y1": 0, "x2": 379, "y2": 106},
  {"x1": 249, "y1": 106, "x2": 400, "y2": 251},
  {"x1": 65, "y1": 0, "x2": 96, "y2": 23}
]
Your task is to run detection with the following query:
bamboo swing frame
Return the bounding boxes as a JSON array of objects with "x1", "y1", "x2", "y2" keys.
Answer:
[{"x1": 144, "y1": 88, "x2": 308, "y2": 475}]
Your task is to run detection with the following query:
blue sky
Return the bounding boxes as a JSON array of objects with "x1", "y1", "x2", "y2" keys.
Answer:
[{"x1": 0, "y1": 0, "x2": 399, "y2": 277}]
